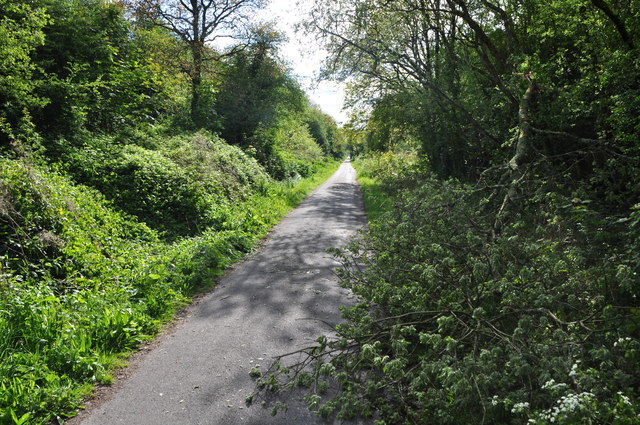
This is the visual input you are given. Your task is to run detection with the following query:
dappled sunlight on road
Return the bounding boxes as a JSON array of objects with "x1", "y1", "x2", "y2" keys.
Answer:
[{"x1": 74, "y1": 162, "x2": 365, "y2": 425}]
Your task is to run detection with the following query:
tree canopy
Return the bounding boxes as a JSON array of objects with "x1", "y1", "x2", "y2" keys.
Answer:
[{"x1": 129, "y1": 0, "x2": 264, "y2": 123}]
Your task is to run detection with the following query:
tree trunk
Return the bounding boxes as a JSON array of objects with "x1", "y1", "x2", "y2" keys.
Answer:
[
  {"x1": 191, "y1": 43, "x2": 203, "y2": 122},
  {"x1": 509, "y1": 77, "x2": 538, "y2": 171},
  {"x1": 190, "y1": 0, "x2": 202, "y2": 123},
  {"x1": 492, "y1": 77, "x2": 538, "y2": 237}
]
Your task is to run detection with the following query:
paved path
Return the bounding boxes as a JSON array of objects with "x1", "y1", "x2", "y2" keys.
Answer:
[{"x1": 71, "y1": 161, "x2": 366, "y2": 425}]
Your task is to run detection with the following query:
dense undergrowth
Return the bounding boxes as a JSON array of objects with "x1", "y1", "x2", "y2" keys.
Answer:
[
  {"x1": 59, "y1": 131, "x2": 272, "y2": 238},
  {"x1": 261, "y1": 153, "x2": 639, "y2": 424},
  {"x1": 0, "y1": 139, "x2": 339, "y2": 424}
]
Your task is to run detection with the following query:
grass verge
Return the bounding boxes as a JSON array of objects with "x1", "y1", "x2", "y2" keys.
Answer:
[
  {"x1": 352, "y1": 159, "x2": 392, "y2": 222},
  {"x1": 0, "y1": 158, "x2": 340, "y2": 425}
]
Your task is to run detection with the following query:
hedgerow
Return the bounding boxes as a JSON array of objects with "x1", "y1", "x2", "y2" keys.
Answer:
[
  {"x1": 0, "y1": 154, "x2": 339, "y2": 424},
  {"x1": 60, "y1": 131, "x2": 271, "y2": 238}
]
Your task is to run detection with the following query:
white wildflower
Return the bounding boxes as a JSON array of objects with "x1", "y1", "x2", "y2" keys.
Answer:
[
  {"x1": 617, "y1": 392, "x2": 632, "y2": 406},
  {"x1": 491, "y1": 395, "x2": 500, "y2": 406},
  {"x1": 542, "y1": 379, "x2": 568, "y2": 391},
  {"x1": 568, "y1": 363, "x2": 579, "y2": 378},
  {"x1": 614, "y1": 337, "x2": 632, "y2": 347},
  {"x1": 511, "y1": 402, "x2": 530, "y2": 413}
]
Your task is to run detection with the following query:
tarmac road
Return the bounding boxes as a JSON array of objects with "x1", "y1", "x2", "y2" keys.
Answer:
[{"x1": 70, "y1": 161, "x2": 366, "y2": 425}]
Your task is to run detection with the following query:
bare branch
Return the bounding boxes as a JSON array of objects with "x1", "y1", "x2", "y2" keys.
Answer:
[{"x1": 530, "y1": 127, "x2": 608, "y2": 145}]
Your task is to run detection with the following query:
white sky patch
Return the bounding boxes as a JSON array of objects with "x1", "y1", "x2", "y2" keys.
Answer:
[{"x1": 258, "y1": 0, "x2": 348, "y2": 124}]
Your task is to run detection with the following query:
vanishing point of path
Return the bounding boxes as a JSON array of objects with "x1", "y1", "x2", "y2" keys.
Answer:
[{"x1": 70, "y1": 161, "x2": 366, "y2": 425}]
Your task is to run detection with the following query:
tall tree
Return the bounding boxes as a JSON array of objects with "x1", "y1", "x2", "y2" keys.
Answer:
[
  {"x1": 305, "y1": 105, "x2": 340, "y2": 157},
  {"x1": 131, "y1": 0, "x2": 264, "y2": 123},
  {"x1": 27, "y1": 0, "x2": 166, "y2": 139},
  {"x1": 215, "y1": 25, "x2": 306, "y2": 147},
  {"x1": 306, "y1": 0, "x2": 639, "y2": 183},
  {"x1": 0, "y1": 0, "x2": 48, "y2": 151}
]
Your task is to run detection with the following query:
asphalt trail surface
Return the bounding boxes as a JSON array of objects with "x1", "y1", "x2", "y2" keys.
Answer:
[{"x1": 72, "y1": 161, "x2": 366, "y2": 425}]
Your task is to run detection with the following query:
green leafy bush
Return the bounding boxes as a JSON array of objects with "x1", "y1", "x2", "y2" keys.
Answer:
[
  {"x1": 251, "y1": 115, "x2": 325, "y2": 180},
  {"x1": 0, "y1": 158, "x2": 156, "y2": 284},
  {"x1": 62, "y1": 131, "x2": 272, "y2": 238},
  {"x1": 353, "y1": 153, "x2": 415, "y2": 222},
  {"x1": 162, "y1": 131, "x2": 271, "y2": 201},
  {"x1": 63, "y1": 142, "x2": 203, "y2": 237},
  {"x1": 262, "y1": 156, "x2": 639, "y2": 424}
]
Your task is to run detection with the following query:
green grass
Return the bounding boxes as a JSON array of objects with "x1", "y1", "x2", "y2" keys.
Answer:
[
  {"x1": 352, "y1": 158, "x2": 393, "y2": 222},
  {"x1": 354, "y1": 175, "x2": 389, "y2": 222},
  {"x1": 0, "y1": 157, "x2": 340, "y2": 425}
]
